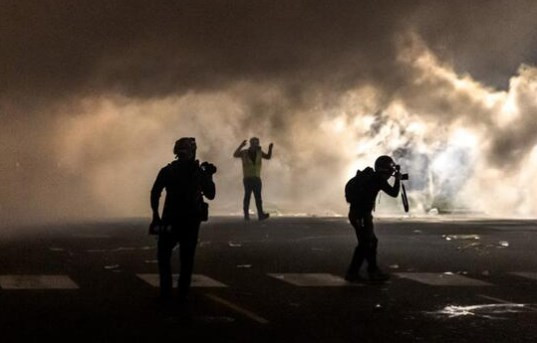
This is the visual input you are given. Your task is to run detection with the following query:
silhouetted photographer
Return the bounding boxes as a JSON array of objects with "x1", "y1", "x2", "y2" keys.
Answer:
[
  {"x1": 150, "y1": 137, "x2": 216, "y2": 302},
  {"x1": 344, "y1": 155, "x2": 404, "y2": 283}
]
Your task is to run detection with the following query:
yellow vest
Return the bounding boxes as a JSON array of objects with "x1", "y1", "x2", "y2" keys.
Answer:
[{"x1": 241, "y1": 150, "x2": 262, "y2": 178}]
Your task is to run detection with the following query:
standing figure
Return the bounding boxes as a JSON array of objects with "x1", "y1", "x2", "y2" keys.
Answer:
[
  {"x1": 233, "y1": 137, "x2": 273, "y2": 221},
  {"x1": 344, "y1": 155, "x2": 401, "y2": 282},
  {"x1": 150, "y1": 137, "x2": 216, "y2": 302}
]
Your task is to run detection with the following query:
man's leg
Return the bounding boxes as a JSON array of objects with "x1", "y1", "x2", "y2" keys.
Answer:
[
  {"x1": 243, "y1": 178, "x2": 253, "y2": 220},
  {"x1": 252, "y1": 178, "x2": 269, "y2": 220},
  {"x1": 363, "y1": 215, "x2": 389, "y2": 281},
  {"x1": 178, "y1": 221, "x2": 201, "y2": 300},
  {"x1": 346, "y1": 214, "x2": 367, "y2": 281},
  {"x1": 157, "y1": 233, "x2": 177, "y2": 299}
]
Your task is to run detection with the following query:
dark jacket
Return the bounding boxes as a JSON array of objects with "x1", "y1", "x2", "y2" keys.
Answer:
[
  {"x1": 345, "y1": 167, "x2": 400, "y2": 214},
  {"x1": 151, "y1": 159, "x2": 215, "y2": 224}
]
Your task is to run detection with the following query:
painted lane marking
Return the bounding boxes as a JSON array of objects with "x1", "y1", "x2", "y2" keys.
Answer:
[
  {"x1": 478, "y1": 294, "x2": 537, "y2": 312},
  {"x1": 0, "y1": 275, "x2": 79, "y2": 289},
  {"x1": 205, "y1": 293, "x2": 269, "y2": 325},
  {"x1": 268, "y1": 273, "x2": 361, "y2": 287},
  {"x1": 136, "y1": 274, "x2": 227, "y2": 288},
  {"x1": 396, "y1": 273, "x2": 492, "y2": 286},
  {"x1": 511, "y1": 272, "x2": 537, "y2": 281}
]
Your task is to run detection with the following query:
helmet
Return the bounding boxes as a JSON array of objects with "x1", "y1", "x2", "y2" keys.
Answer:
[{"x1": 374, "y1": 155, "x2": 395, "y2": 173}]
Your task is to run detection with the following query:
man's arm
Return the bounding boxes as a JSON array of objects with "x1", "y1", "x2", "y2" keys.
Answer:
[
  {"x1": 201, "y1": 175, "x2": 216, "y2": 200},
  {"x1": 233, "y1": 140, "x2": 247, "y2": 158},
  {"x1": 199, "y1": 162, "x2": 216, "y2": 200},
  {"x1": 380, "y1": 173, "x2": 401, "y2": 198},
  {"x1": 262, "y1": 142, "x2": 273, "y2": 159}
]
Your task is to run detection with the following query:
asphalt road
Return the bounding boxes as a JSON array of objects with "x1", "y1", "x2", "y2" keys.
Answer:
[{"x1": 1, "y1": 216, "x2": 537, "y2": 342}]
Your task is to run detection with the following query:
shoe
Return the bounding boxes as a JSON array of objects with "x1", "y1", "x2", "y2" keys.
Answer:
[
  {"x1": 368, "y1": 270, "x2": 390, "y2": 282},
  {"x1": 259, "y1": 213, "x2": 270, "y2": 221},
  {"x1": 244, "y1": 216, "x2": 250, "y2": 221}
]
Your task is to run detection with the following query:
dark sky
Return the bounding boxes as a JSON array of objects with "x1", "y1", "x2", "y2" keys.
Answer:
[{"x1": 3, "y1": 0, "x2": 536, "y2": 102}]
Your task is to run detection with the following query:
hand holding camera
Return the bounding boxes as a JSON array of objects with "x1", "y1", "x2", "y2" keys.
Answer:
[
  {"x1": 394, "y1": 164, "x2": 409, "y2": 180},
  {"x1": 200, "y1": 161, "x2": 217, "y2": 176}
]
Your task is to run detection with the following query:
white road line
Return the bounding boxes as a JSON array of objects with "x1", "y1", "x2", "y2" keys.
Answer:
[
  {"x1": 0, "y1": 275, "x2": 79, "y2": 289},
  {"x1": 268, "y1": 273, "x2": 360, "y2": 287},
  {"x1": 396, "y1": 273, "x2": 492, "y2": 286},
  {"x1": 511, "y1": 272, "x2": 537, "y2": 281},
  {"x1": 477, "y1": 294, "x2": 537, "y2": 312},
  {"x1": 478, "y1": 294, "x2": 516, "y2": 304},
  {"x1": 136, "y1": 274, "x2": 228, "y2": 288},
  {"x1": 205, "y1": 293, "x2": 269, "y2": 325}
]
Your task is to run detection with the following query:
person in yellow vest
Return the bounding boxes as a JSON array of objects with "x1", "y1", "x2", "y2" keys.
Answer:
[{"x1": 233, "y1": 137, "x2": 273, "y2": 220}]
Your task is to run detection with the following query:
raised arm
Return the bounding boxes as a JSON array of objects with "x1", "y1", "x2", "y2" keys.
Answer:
[
  {"x1": 262, "y1": 142, "x2": 273, "y2": 159},
  {"x1": 233, "y1": 140, "x2": 247, "y2": 158}
]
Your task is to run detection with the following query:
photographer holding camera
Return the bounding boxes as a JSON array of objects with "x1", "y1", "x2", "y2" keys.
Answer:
[
  {"x1": 344, "y1": 155, "x2": 402, "y2": 282},
  {"x1": 150, "y1": 137, "x2": 216, "y2": 303}
]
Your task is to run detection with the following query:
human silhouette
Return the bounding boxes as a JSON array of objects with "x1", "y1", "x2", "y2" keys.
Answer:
[
  {"x1": 233, "y1": 137, "x2": 273, "y2": 220},
  {"x1": 150, "y1": 137, "x2": 216, "y2": 302},
  {"x1": 344, "y1": 155, "x2": 401, "y2": 282}
]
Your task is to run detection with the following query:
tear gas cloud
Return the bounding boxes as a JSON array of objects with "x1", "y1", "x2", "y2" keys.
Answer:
[{"x1": 2, "y1": 1, "x2": 537, "y2": 225}]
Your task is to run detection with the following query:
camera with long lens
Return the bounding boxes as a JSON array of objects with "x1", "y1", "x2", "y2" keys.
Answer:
[
  {"x1": 200, "y1": 161, "x2": 217, "y2": 176},
  {"x1": 394, "y1": 164, "x2": 409, "y2": 180}
]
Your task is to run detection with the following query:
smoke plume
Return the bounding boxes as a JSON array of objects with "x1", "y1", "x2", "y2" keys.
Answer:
[{"x1": 2, "y1": 1, "x2": 537, "y2": 225}]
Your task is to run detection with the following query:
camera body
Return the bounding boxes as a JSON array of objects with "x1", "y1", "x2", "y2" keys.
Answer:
[
  {"x1": 200, "y1": 161, "x2": 217, "y2": 176},
  {"x1": 394, "y1": 164, "x2": 409, "y2": 180}
]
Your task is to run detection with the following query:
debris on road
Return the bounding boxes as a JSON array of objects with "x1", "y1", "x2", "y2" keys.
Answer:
[
  {"x1": 236, "y1": 264, "x2": 252, "y2": 268},
  {"x1": 430, "y1": 303, "x2": 528, "y2": 319},
  {"x1": 49, "y1": 247, "x2": 65, "y2": 252},
  {"x1": 104, "y1": 264, "x2": 120, "y2": 270},
  {"x1": 443, "y1": 234, "x2": 480, "y2": 241}
]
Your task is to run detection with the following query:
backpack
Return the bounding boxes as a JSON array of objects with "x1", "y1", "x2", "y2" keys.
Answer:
[{"x1": 345, "y1": 168, "x2": 374, "y2": 204}]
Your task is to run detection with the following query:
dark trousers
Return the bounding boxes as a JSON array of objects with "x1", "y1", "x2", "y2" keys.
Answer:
[
  {"x1": 243, "y1": 177, "x2": 264, "y2": 218},
  {"x1": 157, "y1": 220, "x2": 200, "y2": 298},
  {"x1": 347, "y1": 210, "x2": 379, "y2": 275}
]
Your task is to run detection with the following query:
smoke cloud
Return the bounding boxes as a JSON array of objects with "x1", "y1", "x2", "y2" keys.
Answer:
[{"x1": 2, "y1": 1, "x2": 537, "y2": 225}]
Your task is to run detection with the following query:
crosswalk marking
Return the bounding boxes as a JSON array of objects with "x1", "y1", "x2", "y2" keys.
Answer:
[
  {"x1": 7, "y1": 271, "x2": 537, "y2": 290},
  {"x1": 0, "y1": 275, "x2": 79, "y2": 289},
  {"x1": 205, "y1": 293, "x2": 270, "y2": 324},
  {"x1": 268, "y1": 273, "x2": 359, "y2": 287},
  {"x1": 396, "y1": 273, "x2": 492, "y2": 286},
  {"x1": 136, "y1": 274, "x2": 228, "y2": 288},
  {"x1": 511, "y1": 272, "x2": 537, "y2": 280}
]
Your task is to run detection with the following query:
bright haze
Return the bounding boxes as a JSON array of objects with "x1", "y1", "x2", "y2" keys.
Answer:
[{"x1": 2, "y1": 0, "x2": 537, "y2": 225}]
